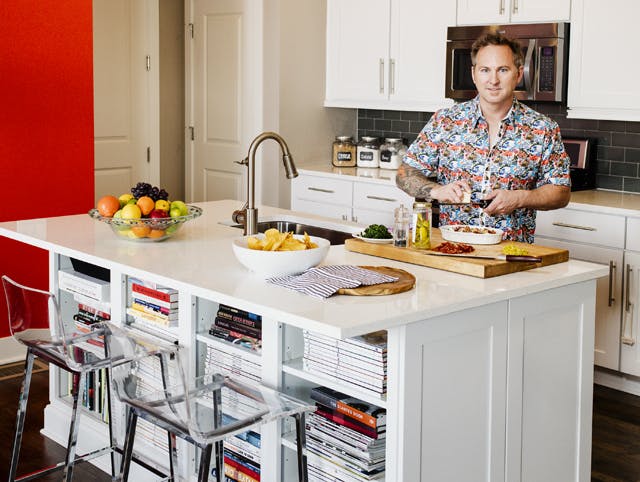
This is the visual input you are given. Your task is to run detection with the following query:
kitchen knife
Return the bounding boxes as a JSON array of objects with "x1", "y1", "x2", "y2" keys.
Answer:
[
  {"x1": 437, "y1": 199, "x2": 491, "y2": 208},
  {"x1": 424, "y1": 252, "x2": 542, "y2": 262}
]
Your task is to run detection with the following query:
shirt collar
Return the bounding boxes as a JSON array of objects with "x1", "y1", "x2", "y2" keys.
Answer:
[{"x1": 471, "y1": 95, "x2": 522, "y2": 127}]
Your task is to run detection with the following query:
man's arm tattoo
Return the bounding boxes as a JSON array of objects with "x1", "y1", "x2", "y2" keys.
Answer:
[{"x1": 396, "y1": 165, "x2": 437, "y2": 200}]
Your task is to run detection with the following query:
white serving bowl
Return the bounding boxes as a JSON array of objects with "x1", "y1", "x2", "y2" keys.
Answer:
[
  {"x1": 439, "y1": 224, "x2": 504, "y2": 245},
  {"x1": 232, "y1": 234, "x2": 330, "y2": 277}
]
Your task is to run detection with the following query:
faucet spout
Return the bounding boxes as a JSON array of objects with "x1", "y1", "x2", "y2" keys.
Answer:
[{"x1": 234, "y1": 132, "x2": 298, "y2": 235}]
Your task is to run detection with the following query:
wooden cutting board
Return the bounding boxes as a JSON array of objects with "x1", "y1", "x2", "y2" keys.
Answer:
[
  {"x1": 336, "y1": 266, "x2": 416, "y2": 296},
  {"x1": 344, "y1": 229, "x2": 569, "y2": 278}
]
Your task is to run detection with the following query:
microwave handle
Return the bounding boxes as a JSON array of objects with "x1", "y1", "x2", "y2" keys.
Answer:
[{"x1": 523, "y1": 39, "x2": 535, "y2": 98}]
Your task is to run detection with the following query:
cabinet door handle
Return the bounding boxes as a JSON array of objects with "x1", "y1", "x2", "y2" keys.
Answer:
[
  {"x1": 551, "y1": 221, "x2": 597, "y2": 231},
  {"x1": 512, "y1": 0, "x2": 518, "y2": 14},
  {"x1": 366, "y1": 195, "x2": 396, "y2": 202},
  {"x1": 307, "y1": 187, "x2": 334, "y2": 194},
  {"x1": 608, "y1": 260, "x2": 616, "y2": 307},
  {"x1": 622, "y1": 263, "x2": 635, "y2": 345},
  {"x1": 389, "y1": 59, "x2": 396, "y2": 95},
  {"x1": 379, "y1": 58, "x2": 385, "y2": 94},
  {"x1": 499, "y1": 0, "x2": 505, "y2": 14},
  {"x1": 341, "y1": 214, "x2": 348, "y2": 221},
  {"x1": 626, "y1": 263, "x2": 633, "y2": 313},
  {"x1": 352, "y1": 215, "x2": 358, "y2": 223}
]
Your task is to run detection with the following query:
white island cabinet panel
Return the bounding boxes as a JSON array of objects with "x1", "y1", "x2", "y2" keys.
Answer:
[
  {"x1": 389, "y1": 301, "x2": 507, "y2": 482},
  {"x1": 506, "y1": 281, "x2": 595, "y2": 482}
]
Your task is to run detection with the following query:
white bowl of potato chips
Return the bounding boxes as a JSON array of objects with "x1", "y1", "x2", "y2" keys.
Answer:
[{"x1": 232, "y1": 228, "x2": 330, "y2": 277}]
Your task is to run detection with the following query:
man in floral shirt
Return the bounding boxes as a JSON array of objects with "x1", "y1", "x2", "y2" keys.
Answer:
[{"x1": 396, "y1": 32, "x2": 570, "y2": 243}]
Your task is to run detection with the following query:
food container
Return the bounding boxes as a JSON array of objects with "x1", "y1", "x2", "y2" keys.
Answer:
[
  {"x1": 380, "y1": 138, "x2": 407, "y2": 170},
  {"x1": 357, "y1": 136, "x2": 380, "y2": 168},
  {"x1": 411, "y1": 201, "x2": 432, "y2": 249},
  {"x1": 439, "y1": 225, "x2": 504, "y2": 245},
  {"x1": 332, "y1": 136, "x2": 357, "y2": 167}
]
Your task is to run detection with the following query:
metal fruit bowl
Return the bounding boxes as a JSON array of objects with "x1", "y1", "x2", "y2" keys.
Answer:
[{"x1": 88, "y1": 205, "x2": 203, "y2": 242}]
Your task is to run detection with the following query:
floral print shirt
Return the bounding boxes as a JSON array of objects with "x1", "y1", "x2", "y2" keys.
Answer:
[{"x1": 403, "y1": 96, "x2": 570, "y2": 243}]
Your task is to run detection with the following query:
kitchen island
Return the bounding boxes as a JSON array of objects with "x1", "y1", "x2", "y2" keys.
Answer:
[{"x1": 0, "y1": 200, "x2": 607, "y2": 482}]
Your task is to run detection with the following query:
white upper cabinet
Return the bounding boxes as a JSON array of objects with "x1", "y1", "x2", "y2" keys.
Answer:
[
  {"x1": 567, "y1": 0, "x2": 640, "y2": 121},
  {"x1": 456, "y1": 0, "x2": 571, "y2": 25},
  {"x1": 324, "y1": 0, "x2": 455, "y2": 112}
]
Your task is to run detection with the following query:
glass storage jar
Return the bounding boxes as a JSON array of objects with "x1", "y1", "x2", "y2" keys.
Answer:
[
  {"x1": 356, "y1": 136, "x2": 380, "y2": 168},
  {"x1": 411, "y1": 201, "x2": 432, "y2": 249},
  {"x1": 332, "y1": 136, "x2": 357, "y2": 167},
  {"x1": 379, "y1": 138, "x2": 407, "y2": 170}
]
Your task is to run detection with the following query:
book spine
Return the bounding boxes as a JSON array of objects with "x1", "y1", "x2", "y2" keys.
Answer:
[
  {"x1": 73, "y1": 292, "x2": 111, "y2": 314},
  {"x1": 58, "y1": 269, "x2": 109, "y2": 301},
  {"x1": 217, "y1": 309, "x2": 262, "y2": 329},
  {"x1": 131, "y1": 291, "x2": 178, "y2": 309},
  {"x1": 126, "y1": 307, "x2": 175, "y2": 327},
  {"x1": 214, "y1": 317, "x2": 262, "y2": 339},
  {"x1": 131, "y1": 301, "x2": 178, "y2": 321},
  {"x1": 78, "y1": 303, "x2": 111, "y2": 320},
  {"x1": 218, "y1": 304, "x2": 261, "y2": 322},
  {"x1": 131, "y1": 282, "x2": 178, "y2": 303},
  {"x1": 224, "y1": 455, "x2": 260, "y2": 480},
  {"x1": 223, "y1": 464, "x2": 259, "y2": 482},
  {"x1": 313, "y1": 407, "x2": 379, "y2": 439},
  {"x1": 132, "y1": 298, "x2": 176, "y2": 316}
]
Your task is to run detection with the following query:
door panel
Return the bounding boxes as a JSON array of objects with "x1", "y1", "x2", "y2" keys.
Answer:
[
  {"x1": 190, "y1": 0, "x2": 258, "y2": 203},
  {"x1": 93, "y1": 0, "x2": 150, "y2": 202}
]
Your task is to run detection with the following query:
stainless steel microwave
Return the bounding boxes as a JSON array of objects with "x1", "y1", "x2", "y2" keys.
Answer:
[{"x1": 445, "y1": 23, "x2": 569, "y2": 102}]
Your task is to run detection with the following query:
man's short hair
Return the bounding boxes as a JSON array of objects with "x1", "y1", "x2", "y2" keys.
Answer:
[{"x1": 471, "y1": 32, "x2": 524, "y2": 69}]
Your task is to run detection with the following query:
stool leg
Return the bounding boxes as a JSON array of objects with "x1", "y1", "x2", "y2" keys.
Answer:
[
  {"x1": 8, "y1": 350, "x2": 35, "y2": 482},
  {"x1": 293, "y1": 412, "x2": 309, "y2": 482},
  {"x1": 104, "y1": 366, "x2": 117, "y2": 477},
  {"x1": 63, "y1": 371, "x2": 86, "y2": 482},
  {"x1": 168, "y1": 431, "x2": 178, "y2": 480},
  {"x1": 119, "y1": 408, "x2": 138, "y2": 482},
  {"x1": 198, "y1": 444, "x2": 213, "y2": 482},
  {"x1": 212, "y1": 385, "x2": 224, "y2": 482}
]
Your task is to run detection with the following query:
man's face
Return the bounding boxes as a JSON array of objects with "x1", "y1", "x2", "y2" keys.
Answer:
[{"x1": 471, "y1": 44, "x2": 524, "y2": 109}]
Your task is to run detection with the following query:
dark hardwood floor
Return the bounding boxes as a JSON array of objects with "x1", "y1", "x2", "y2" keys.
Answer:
[{"x1": 1, "y1": 365, "x2": 640, "y2": 481}]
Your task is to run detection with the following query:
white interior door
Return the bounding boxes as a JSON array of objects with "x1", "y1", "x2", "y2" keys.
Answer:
[
  {"x1": 93, "y1": 0, "x2": 155, "y2": 202},
  {"x1": 188, "y1": 0, "x2": 261, "y2": 204}
]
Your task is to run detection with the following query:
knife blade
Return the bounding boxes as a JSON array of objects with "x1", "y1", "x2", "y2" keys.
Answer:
[
  {"x1": 423, "y1": 252, "x2": 542, "y2": 262},
  {"x1": 437, "y1": 200, "x2": 491, "y2": 208}
]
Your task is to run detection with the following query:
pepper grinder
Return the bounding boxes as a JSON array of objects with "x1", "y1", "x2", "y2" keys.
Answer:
[{"x1": 393, "y1": 204, "x2": 410, "y2": 247}]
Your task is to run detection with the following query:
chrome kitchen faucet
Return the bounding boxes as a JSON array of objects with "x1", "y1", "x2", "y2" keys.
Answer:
[{"x1": 232, "y1": 132, "x2": 298, "y2": 235}]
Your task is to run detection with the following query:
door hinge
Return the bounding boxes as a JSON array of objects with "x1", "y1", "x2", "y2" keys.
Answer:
[
  {"x1": 145, "y1": 55, "x2": 151, "y2": 71},
  {"x1": 188, "y1": 23, "x2": 194, "y2": 39},
  {"x1": 146, "y1": 146, "x2": 151, "y2": 163},
  {"x1": 189, "y1": 126, "x2": 195, "y2": 141}
]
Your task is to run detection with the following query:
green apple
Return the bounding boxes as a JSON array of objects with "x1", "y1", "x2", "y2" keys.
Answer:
[
  {"x1": 170, "y1": 200, "x2": 188, "y2": 216},
  {"x1": 118, "y1": 193, "x2": 134, "y2": 207},
  {"x1": 170, "y1": 207, "x2": 183, "y2": 218}
]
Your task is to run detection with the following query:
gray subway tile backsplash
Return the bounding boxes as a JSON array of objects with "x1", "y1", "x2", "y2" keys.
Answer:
[{"x1": 357, "y1": 103, "x2": 640, "y2": 193}]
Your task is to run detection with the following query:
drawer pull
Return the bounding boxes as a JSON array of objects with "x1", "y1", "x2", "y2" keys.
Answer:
[
  {"x1": 366, "y1": 195, "x2": 396, "y2": 203},
  {"x1": 608, "y1": 260, "x2": 616, "y2": 307},
  {"x1": 626, "y1": 263, "x2": 633, "y2": 314},
  {"x1": 307, "y1": 187, "x2": 334, "y2": 194},
  {"x1": 551, "y1": 221, "x2": 596, "y2": 231},
  {"x1": 622, "y1": 262, "x2": 635, "y2": 345}
]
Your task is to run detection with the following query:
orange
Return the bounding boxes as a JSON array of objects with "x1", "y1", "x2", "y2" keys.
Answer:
[
  {"x1": 97, "y1": 195, "x2": 120, "y2": 217},
  {"x1": 148, "y1": 229, "x2": 166, "y2": 239},
  {"x1": 131, "y1": 225, "x2": 151, "y2": 238},
  {"x1": 136, "y1": 196, "x2": 155, "y2": 216}
]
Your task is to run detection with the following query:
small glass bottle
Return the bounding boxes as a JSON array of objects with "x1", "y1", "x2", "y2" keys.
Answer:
[
  {"x1": 393, "y1": 204, "x2": 411, "y2": 247},
  {"x1": 357, "y1": 136, "x2": 380, "y2": 168},
  {"x1": 379, "y1": 138, "x2": 407, "y2": 170},
  {"x1": 411, "y1": 201, "x2": 432, "y2": 249},
  {"x1": 332, "y1": 136, "x2": 357, "y2": 167}
]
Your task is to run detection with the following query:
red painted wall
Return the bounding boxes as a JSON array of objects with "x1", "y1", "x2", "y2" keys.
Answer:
[{"x1": 0, "y1": 1, "x2": 95, "y2": 337}]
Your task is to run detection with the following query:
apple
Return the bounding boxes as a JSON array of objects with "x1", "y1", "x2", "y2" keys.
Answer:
[
  {"x1": 149, "y1": 209, "x2": 168, "y2": 219},
  {"x1": 170, "y1": 207, "x2": 183, "y2": 218},
  {"x1": 170, "y1": 200, "x2": 188, "y2": 216}
]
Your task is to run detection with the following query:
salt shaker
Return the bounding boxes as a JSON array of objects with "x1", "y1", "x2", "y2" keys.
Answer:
[{"x1": 393, "y1": 204, "x2": 411, "y2": 247}]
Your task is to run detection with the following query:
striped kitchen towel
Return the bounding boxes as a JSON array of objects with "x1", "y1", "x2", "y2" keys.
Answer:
[{"x1": 267, "y1": 265, "x2": 398, "y2": 299}]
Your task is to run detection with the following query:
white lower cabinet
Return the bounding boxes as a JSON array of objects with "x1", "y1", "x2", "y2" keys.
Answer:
[
  {"x1": 291, "y1": 171, "x2": 414, "y2": 227},
  {"x1": 620, "y1": 250, "x2": 640, "y2": 375}
]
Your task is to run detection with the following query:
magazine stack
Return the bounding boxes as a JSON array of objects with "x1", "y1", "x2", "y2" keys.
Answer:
[
  {"x1": 208, "y1": 304, "x2": 262, "y2": 353},
  {"x1": 306, "y1": 386, "x2": 386, "y2": 482},
  {"x1": 204, "y1": 343, "x2": 261, "y2": 384},
  {"x1": 212, "y1": 426, "x2": 261, "y2": 482},
  {"x1": 58, "y1": 268, "x2": 111, "y2": 421},
  {"x1": 302, "y1": 330, "x2": 387, "y2": 396},
  {"x1": 126, "y1": 278, "x2": 179, "y2": 337}
]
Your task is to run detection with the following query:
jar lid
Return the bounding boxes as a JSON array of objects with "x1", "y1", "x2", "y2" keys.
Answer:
[
  {"x1": 384, "y1": 137, "x2": 402, "y2": 143},
  {"x1": 336, "y1": 135, "x2": 353, "y2": 142},
  {"x1": 361, "y1": 136, "x2": 378, "y2": 142}
]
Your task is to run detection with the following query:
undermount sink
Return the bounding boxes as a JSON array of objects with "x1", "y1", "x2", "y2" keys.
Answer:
[{"x1": 229, "y1": 219, "x2": 357, "y2": 245}]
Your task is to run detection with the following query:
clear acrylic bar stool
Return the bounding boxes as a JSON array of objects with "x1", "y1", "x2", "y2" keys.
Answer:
[
  {"x1": 2, "y1": 275, "x2": 179, "y2": 481},
  {"x1": 110, "y1": 345, "x2": 316, "y2": 482}
]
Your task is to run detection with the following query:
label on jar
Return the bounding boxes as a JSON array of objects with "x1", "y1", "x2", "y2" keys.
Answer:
[
  {"x1": 337, "y1": 151, "x2": 352, "y2": 161},
  {"x1": 380, "y1": 150, "x2": 391, "y2": 163},
  {"x1": 359, "y1": 151, "x2": 374, "y2": 161}
]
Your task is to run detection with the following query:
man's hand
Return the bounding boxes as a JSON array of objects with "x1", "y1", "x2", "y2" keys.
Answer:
[
  {"x1": 431, "y1": 181, "x2": 471, "y2": 204},
  {"x1": 483, "y1": 185, "x2": 570, "y2": 215}
]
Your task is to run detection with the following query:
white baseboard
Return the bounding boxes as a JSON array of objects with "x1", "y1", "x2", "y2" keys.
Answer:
[
  {"x1": 594, "y1": 367, "x2": 640, "y2": 396},
  {"x1": 0, "y1": 336, "x2": 26, "y2": 364}
]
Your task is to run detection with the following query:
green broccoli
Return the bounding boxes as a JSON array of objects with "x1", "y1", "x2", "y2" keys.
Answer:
[{"x1": 362, "y1": 224, "x2": 392, "y2": 239}]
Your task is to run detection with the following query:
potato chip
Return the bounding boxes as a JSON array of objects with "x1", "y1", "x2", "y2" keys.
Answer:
[{"x1": 246, "y1": 229, "x2": 318, "y2": 251}]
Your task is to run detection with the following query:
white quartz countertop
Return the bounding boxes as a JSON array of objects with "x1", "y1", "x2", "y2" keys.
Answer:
[
  {"x1": 568, "y1": 189, "x2": 640, "y2": 216},
  {"x1": 0, "y1": 200, "x2": 607, "y2": 338}
]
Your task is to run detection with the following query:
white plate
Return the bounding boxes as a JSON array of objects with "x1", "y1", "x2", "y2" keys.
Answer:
[
  {"x1": 439, "y1": 225, "x2": 503, "y2": 245},
  {"x1": 352, "y1": 233, "x2": 394, "y2": 244}
]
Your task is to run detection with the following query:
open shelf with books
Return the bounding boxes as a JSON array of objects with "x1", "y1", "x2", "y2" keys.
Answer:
[{"x1": 125, "y1": 276, "x2": 180, "y2": 342}]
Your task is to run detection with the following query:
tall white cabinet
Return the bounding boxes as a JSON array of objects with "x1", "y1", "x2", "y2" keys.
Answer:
[{"x1": 324, "y1": 0, "x2": 454, "y2": 112}]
